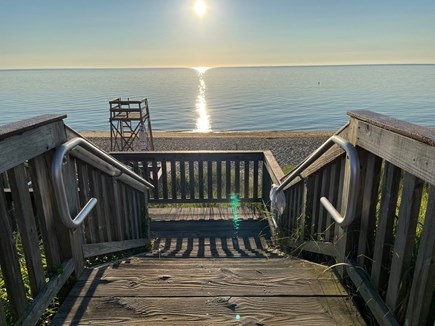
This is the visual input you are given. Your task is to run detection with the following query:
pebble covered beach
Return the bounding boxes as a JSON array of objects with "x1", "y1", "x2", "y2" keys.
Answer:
[{"x1": 83, "y1": 130, "x2": 333, "y2": 168}]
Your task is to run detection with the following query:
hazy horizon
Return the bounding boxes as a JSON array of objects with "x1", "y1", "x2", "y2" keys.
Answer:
[
  {"x1": 1, "y1": 0, "x2": 435, "y2": 69},
  {"x1": 1, "y1": 63, "x2": 435, "y2": 72}
]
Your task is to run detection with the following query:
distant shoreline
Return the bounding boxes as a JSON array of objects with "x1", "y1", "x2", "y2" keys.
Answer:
[
  {"x1": 1, "y1": 63, "x2": 434, "y2": 71},
  {"x1": 81, "y1": 130, "x2": 334, "y2": 139}
]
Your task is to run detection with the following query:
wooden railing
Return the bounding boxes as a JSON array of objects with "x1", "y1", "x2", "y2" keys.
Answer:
[
  {"x1": 112, "y1": 150, "x2": 284, "y2": 206},
  {"x1": 0, "y1": 116, "x2": 150, "y2": 325},
  {"x1": 279, "y1": 111, "x2": 435, "y2": 325}
]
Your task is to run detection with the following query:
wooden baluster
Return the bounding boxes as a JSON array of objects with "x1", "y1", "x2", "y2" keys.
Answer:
[
  {"x1": 76, "y1": 161, "x2": 97, "y2": 244},
  {"x1": 100, "y1": 175, "x2": 113, "y2": 242},
  {"x1": 188, "y1": 160, "x2": 195, "y2": 200},
  {"x1": 287, "y1": 187, "x2": 294, "y2": 234},
  {"x1": 371, "y1": 161, "x2": 401, "y2": 291},
  {"x1": 244, "y1": 160, "x2": 250, "y2": 200},
  {"x1": 89, "y1": 168, "x2": 106, "y2": 242},
  {"x1": 180, "y1": 161, "x2": 186, "y2": 200},
  {"x1": 8, "y1": 164, "x2": 46, "y2": 296},
  {"x1": 253, "y1": 160, "x2": 259, "y2": 200},
  {"x1": 317, "y1": 166, "x2": 331, "y2": 241},
  {"x1": 28, "y1": 152, "x2": 62, "y2": 272},
  {"x1": 151, "y1": 160, "x2": 159, "y2": 200},
  {"x1": 324, "y1": 162, "x2": 340, "y2": 242},
  {"x1": 405, "y1": 185, "x2": 435, "y2": 325},
  {"x1": 216, "y1": 161, "x2": 222, "y2": 200},
  {"x1": 119, "y1": 183, "x2": 130, "y2": 239},
  {"x1": 386, "y1": 173, "x2": 423, "y2": 319},
  {"x1": 207, "y1": 161, "x2": 213, "y2": 200},
  {"x1": 198, "y1": 161, "x2": 204, "y2": 200},
  {"x1": 109, "y1": 177, "x2": 124, "y2": 241},
  {"x1": 161, "y1": 160, "x2": 168, "y2": 201},
  {"x1": 0, "y1": 182, "x2": 27, "y2": 320},
  {"x1": 235, "y1": 160, "x2": 240, "y2": 196},
  {"x1": 63, "y1": 156, "x2": 84, "y2": 276},
  {"x1": 300, "y1": 177, "x2": 315, "y2": 244},
  {"x1": 171, "y1": 161, "x2": 177, "y2": 200},
  {"x1": 357, "y1": 153, "x2": 382, "y2": 269},
  {"x1": 226, "y1": 160, "x2": 232, "y2": 199},
  {"x1": 310, "y1": 172, "x2": 321, "y2": 237}
]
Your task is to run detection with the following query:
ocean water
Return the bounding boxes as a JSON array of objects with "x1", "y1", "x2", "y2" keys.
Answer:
[{"x1": 0, "y1": 65, "x2": 434, "y2": 132}]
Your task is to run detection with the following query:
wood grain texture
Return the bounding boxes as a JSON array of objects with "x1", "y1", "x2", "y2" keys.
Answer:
[
  {"x1": 64, "y1": 156, "x2": 85, "y2": 276},
  {"x1": 83, "y1": 239, "x2": 149, "y2": 258},
  {"x1": 16, "y1": 259, "x2": 74, "y2": 326},
  {"x1": 29, "y1": 153, "x2": 65, "y2": 265},
  {"x1": 0, "y1": 114, "x2": 66, "y2": 140},
  {"x1": 51, "y1": 201, "x2": 363, "y2": 325},
  {"x1": 346, "y1": 260, "x2": 398, "y2": 325},
  {"x1": 0, "y1": 120, "x2": 66, "y2": 174},
  {"x1": 54, "y1": 257, "x2": 362, "y2": 325},
  {"x1": 76, "y1": 161, "x2": 97, "y2": 244},
  {"x1": 8, "y1": 164, "x2": 46, "y2": 297},
  {"x1": 263, "y1": 150, "x2": 285, "y2": 184},
  {"x1": 0, "y1": 182, "x2": 27, "y2": 320},
  {"x1": 405, "y1": 185, "x2": 435, "y2": 325},
  {"x1": 348, "y1": 110, "x2": 435, "y2": 146},
  {"x1": 385, "y1": 173, "x2": 423, "y2": 315},
  {"x1": 371, "y1": 162, "x2": 401, "y2": 291},
  {"x1": 149, "y1": 206, "x2": 263, "y2": 221},
  {"x1": 53, "y1": 296, "x2": 362, "y2": 325},
  {"x1": 353, "y1": 119, "x2": 435, "y2": 186},
  {"x1": 356, "y1": 153, "x2": 382, "y2": 269}
]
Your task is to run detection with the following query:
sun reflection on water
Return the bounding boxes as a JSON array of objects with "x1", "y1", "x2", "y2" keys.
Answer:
[{"x1": 193, "y1": 67, "x2": 211, "y2": 132}]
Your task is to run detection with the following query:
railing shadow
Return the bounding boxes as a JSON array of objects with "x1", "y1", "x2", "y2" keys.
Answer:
[{"x1": 145, "y1": 219, "x2": 280, "y2": 258}]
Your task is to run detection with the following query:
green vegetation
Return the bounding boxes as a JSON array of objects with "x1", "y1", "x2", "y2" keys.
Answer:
[{"x1": 0, "y1": 233, "x2": 59, "y2": 325}]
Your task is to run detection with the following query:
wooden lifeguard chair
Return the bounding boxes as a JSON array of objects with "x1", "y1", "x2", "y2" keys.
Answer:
[{"x1": 109, "y1": 97, "x2": 154, "y2": 151}]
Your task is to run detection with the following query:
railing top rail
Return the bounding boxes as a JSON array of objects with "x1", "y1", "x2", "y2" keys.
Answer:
[
  {"x1": 111, "y1": 150, "x2": 267, "y2": 155},
  {"x1": 0, "y1": 114, "x2": 66, "y2": 141},
  {"x1": 348, "y1": 110, "x2": 435, "y2": 146},
  {"x1": 111, "y1": 151, "x2": 266, "y2": 161},
  {"x1": 52, "y1": 137, "x2": 154, "y2": 229}
]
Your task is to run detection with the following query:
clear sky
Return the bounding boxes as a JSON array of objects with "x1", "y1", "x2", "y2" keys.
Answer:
[{"x1": 1, "y1": 0, "x2": 435, "y2": 69}]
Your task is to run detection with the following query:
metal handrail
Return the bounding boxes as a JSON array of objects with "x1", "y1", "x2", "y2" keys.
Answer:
[
  {"x1": 270, "y1": 135, "x2": 360, "y2": 228},
  {"x1": 52, "y1": 137, "x2": 154, "y2": 229}
]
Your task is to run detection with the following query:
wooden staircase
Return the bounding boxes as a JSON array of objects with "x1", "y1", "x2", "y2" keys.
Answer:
[{"x1": 52, "y1": 207, "x2": 363, "y2": 325}]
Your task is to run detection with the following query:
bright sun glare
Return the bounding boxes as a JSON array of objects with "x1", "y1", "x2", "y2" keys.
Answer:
[{"x1": 194, "y1": 0, "x2": 206, "y2": 17}]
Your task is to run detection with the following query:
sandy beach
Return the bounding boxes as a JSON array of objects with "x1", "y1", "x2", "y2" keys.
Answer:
[{"x1": 83, "y1": 130, "x2": 333, "y2": 168}]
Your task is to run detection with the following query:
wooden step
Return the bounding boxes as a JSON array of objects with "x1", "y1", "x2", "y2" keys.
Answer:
[{"x1": 53, "y1": 257, "x2": 363, "y2": 325}]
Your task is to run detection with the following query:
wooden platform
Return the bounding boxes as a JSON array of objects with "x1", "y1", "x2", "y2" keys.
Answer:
[{"x1": 52, "y1": 207, "x2": 363, "y2": 325}]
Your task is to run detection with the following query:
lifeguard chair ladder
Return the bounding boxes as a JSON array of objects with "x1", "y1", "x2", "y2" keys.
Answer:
[{"x1": 109, "y1": 98, "x2": 154, "y2": 151}]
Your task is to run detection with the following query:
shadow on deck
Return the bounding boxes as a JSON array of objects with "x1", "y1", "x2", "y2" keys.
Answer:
[
  {"x1": 145, "y1": 206, "x2": 282, "y2": 259},
  {"x1": 52, "y1": 206, "x2": 363, "y2": 325}
]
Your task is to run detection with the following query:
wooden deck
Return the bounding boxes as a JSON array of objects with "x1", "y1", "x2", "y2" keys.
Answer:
[{"x1": 53, "y1": 207, "x2": 363, "y2": 325}]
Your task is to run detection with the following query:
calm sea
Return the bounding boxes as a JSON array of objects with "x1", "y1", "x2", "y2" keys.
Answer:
[{"x1": 0, "y1": 65, "x2": 434, "y2": 132}]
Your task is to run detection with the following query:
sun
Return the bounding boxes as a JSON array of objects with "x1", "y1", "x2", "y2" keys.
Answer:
[{"x1": 194, "y1": 0, "x2": 206, "y2": 17}]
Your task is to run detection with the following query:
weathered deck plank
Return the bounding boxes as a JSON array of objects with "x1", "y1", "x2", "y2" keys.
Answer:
[
  {"x1": 54, "y1": 296, "x2": 361, "y2": 325},
  {"x1": 148, "y1": 206, "x2": 263, "y2": 221},
  {"x1": 54, "y1": 257, "x2": 362, "y2": 325},
  {"x1": 53, "y1": 206, "x2": 363, "y2": 325}
]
